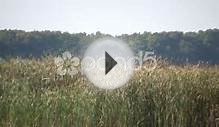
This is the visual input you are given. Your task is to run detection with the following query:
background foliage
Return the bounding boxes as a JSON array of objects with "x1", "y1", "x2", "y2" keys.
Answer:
[{"x1": 1, "y1": 29, "x2": 219, "y2": 64}]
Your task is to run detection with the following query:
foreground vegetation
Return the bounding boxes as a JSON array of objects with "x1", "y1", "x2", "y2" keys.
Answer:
[{"x1": 0, "y1": 59, "x2": 218, "y2": 127}]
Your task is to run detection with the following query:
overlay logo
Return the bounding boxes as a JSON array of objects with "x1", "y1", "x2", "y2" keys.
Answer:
[
  {"x1": 54, "y1": 51, "x2": 80, "y2": 77},
  {"x1": 53, "y1": 50, "x2": 157, "y2": 79}
]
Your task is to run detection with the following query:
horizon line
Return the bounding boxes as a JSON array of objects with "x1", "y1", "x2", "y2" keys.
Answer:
[{"x1": 0, "y1": 28, "x2": 219, "y2": 36}]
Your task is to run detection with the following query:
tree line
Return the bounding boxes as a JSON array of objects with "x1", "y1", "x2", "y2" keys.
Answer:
[{"x1": 0, "y1": 29, "x2": 219, "y2": 64}]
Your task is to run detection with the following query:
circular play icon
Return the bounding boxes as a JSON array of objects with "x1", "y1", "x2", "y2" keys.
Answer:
[{"x1": 81, "y1": 39, "x2": 134, "y2": 89}]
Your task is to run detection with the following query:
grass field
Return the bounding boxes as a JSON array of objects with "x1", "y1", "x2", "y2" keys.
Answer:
[{"x1": 0, "y1": 58, "x2": 219, "y2": 127}]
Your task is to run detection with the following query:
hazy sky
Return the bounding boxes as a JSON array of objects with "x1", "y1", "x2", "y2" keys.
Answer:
[{"x1": 0, "y1": 0, "x2": 219, "y2": 35}]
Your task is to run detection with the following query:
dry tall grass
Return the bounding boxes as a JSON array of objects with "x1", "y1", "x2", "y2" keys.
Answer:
[{"x1": 0, "y1": 58, "x2": 218, "y2": 127}]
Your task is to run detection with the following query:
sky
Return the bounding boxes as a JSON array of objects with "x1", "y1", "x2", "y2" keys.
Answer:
[{"x1": 0, "y1": 0, "x2": 219, "y2": 35}]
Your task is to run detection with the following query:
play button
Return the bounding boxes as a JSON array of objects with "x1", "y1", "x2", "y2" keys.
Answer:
[
  {"x1": 81, "y1": 39, "x2": 134, "y2": 89},
  {"x1": 105, "y1": 51, "x2": 117, "y2": 75}
]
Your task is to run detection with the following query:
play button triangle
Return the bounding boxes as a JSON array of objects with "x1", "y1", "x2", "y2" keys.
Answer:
[
  {"x1": 105, "y1": 51, "x2": 117, "y2": 75},
  {"x1": 81, "y1": 39, "x2": 134, "y2": 89}
]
